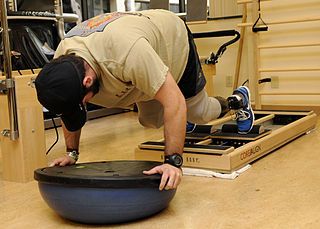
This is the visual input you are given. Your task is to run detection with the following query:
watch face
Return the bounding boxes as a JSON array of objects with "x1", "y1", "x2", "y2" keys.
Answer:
[{"x1": 173, "y1": 154, "x2": 183, "y2": 167}]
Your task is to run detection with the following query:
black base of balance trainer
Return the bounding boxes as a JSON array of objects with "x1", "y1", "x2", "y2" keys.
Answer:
[{"x1": 34, "y1": 161, "x2": 176, "y2": 224}]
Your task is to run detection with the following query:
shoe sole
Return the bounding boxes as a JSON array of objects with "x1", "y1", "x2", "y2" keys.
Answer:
[{"x1": 238, "y1": 86, "x2": 255, "y2": 134}]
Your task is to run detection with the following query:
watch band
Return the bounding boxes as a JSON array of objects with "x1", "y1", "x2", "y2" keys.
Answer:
[
  {"x1": 66, "y1": 150, "x2": 79, "y2": 162},
  {"x1": 164, "y1": 153, "x2": 183, "y2": 168}
]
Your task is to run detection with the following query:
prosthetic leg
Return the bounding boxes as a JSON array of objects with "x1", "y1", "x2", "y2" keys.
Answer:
[{"x1": 188, "y1": 85, "x2": 254, "y2": 135}]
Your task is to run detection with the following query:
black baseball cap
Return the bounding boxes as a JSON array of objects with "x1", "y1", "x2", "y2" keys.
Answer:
[{"x1": 35, "y1": 60, "x2": 87, "y2": 132}]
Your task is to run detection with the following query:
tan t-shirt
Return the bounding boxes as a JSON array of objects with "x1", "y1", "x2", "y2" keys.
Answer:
[{"x1": 54, "y1": 9, "x2": 189, "y2": 108}]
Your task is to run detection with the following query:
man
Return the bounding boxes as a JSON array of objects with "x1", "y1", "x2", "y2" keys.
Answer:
[{"x1": 35, "y1": 9, "x2": 254, "y2": 191}]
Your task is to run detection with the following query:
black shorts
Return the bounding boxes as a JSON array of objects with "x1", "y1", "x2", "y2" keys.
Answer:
[{"x1": 178, "y1": 25, "x2": 206, "y2": 99}]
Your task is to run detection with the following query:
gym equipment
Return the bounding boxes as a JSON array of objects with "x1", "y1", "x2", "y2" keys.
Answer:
[
  {"x1": 0, "y1": 0, "x2": 47, "y2": 182},
  {"x1": 0, "y1": 71, "x2": 47, "y2": 182},
  {"x1": 34, "y1": 161, "x2": 176, "y2": 224},
  {"x1": 135, "y1": 110, "x2": 317, "y2": 173},
  {"x1": 192, "y1": 30, "x2": 240, "y2": 65},
  {"x1": 238, "y1": 0, "x2": 320, "y2": 110},
  {"x1": 252, "y1": 0, "x2": 268, "y2": 32},
  {"x1": 192, "y1": 29, "x2": 240, "y2": 96},
  {"x1": 6, "y1": 19, "x2": 58, "y2": 70}
]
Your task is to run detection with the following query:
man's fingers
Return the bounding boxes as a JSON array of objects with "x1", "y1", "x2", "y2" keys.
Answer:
[
  {"x1": 49, "y1": 156, "x2": 75, "y2": 167},
  {"x1": 173, "y1": 172, "x2": 182, "y2": 189},
  {"x1": 164, "y1": 171, "x2": 176, "y2": 190},
  {"x1": 143, "y1": 164, "x2": 183, "y2": 191},
  {"x1": 159, "y1": 173, "x2": 169, "y2": 191},
  {"x1": 59, "y1": 159, "x2": 69, "y2": 166},
  {"x1": 49, "y1": 159, "x2": 62, "y2": 167},
  {"x1": 164, "y1": 178, "x2": 174, "y2": 190},
  {"x1": 49, "y1": 162, "x2": 56, "y2": 167},
  {"x1": 143, "y1": 166, "x2": 162, "y2": 175},
  {"x1": 165, "y1": 171, "x2": 181, "y2": 190},
  {"x1": 165, "y1": 169, "x2": 182, "y2": 190}
]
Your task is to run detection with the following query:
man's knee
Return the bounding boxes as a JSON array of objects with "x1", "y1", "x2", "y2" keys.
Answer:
[{"x1": 186, "y1": 91, "x2": 222, "y2": 123}]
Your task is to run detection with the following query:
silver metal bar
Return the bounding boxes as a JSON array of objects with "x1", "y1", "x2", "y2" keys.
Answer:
[
  {"x1": 54, "y1": 0, "x2": 65, "y2": 40},
  {"x1": 8, "y1": 12, "x2": 78, "y2": 23},
  {"x1": 0, "y1": 0, "x2": 19, "y2": 140},
  {"x1": 59, "y1": 13, "x2": 79, "y2": 23}
]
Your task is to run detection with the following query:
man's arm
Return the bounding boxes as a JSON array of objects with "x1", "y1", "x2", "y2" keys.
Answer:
[
  {"x1": 49, "y1": 122, "x2": 81, "y2": 166},
  {"x1": 143, "y1": 71, "x2": 186, "y2": 190},
  {"x1": 155, "y1": 72, "x2": 186, "y2": 156}
]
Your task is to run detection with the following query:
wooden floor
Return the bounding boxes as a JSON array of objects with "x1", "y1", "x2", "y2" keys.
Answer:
[{"x1": 1, "y1": 111, "x2": 320, "y2": 228}]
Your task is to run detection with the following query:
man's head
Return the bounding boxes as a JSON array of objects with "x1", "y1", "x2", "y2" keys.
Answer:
[{"x1": 35, "y1": 54, "x2": 99, "y2": 132}]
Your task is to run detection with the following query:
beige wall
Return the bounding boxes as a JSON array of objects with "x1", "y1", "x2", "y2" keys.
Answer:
[{"x1": 189, "y1": 0, "x2": 320, "y2": 108}]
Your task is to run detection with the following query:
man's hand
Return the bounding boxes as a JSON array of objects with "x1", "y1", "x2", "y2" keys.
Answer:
[
  {"x1": 49, "y1": 121, "x2": 81, "y2": 167},
  {"x1": 143, "y1": 164, "x2": 183, "y2": 191},
  {"x1": 49, "y1": 155, "x2": 76, "y2": 167}
]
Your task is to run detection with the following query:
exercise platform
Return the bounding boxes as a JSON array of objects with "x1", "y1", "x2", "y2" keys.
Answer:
[{"x1": 135, "y1": 110, "x2": 317, "y2": 173}]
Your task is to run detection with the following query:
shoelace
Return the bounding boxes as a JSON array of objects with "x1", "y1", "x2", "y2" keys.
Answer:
[{"x1": 235, "y1": 109, "x2": 250, "y2": 121}]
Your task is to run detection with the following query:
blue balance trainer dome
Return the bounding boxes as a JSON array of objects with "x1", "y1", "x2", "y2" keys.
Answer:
[{"x1": 34, "y1": 160, "x2": 177, "y2": 224}]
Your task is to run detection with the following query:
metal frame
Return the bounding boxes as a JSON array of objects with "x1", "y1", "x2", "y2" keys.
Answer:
[
  {"x1": 54, "y1": 0, "x2": 65, "y2": 40},
  {"x1": 0, "y1": 0, "x2": 68, "y2": 140},
  {"x1": 0, "y1": 0, "x2": 19, "y2": 140}
]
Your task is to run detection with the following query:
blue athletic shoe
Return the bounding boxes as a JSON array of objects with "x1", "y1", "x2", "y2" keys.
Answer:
[
  {"x1": 232, "y1": 86, "x2": 254, "y2": 134},
  {"x1": 186, "y1": 122, "x2": 196, "y2": 133}
]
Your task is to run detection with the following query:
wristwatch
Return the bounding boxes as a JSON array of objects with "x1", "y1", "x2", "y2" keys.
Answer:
[
  {"x1": 164, "y1": 154, "x2": 183, "y2": 168},
  {"x1": 66, "y1": 149, "x2": 79, "y2": 162}
]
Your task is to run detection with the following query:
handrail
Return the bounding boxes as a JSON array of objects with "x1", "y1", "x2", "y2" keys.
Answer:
[{"x1": 0, "y1": 0, "x2": 19, "y2": 140}]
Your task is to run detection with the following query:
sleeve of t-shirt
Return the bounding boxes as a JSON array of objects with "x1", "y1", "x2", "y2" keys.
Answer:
[
  {"x1": 53, "y1": 47, "x2": 63, "y2": 58},
  {"x1": 122, "y1": 38, "x2": 169, "y2": 97},
  {"x1": 53, "y1": 41, "x2": 67, "y2": 58}
]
